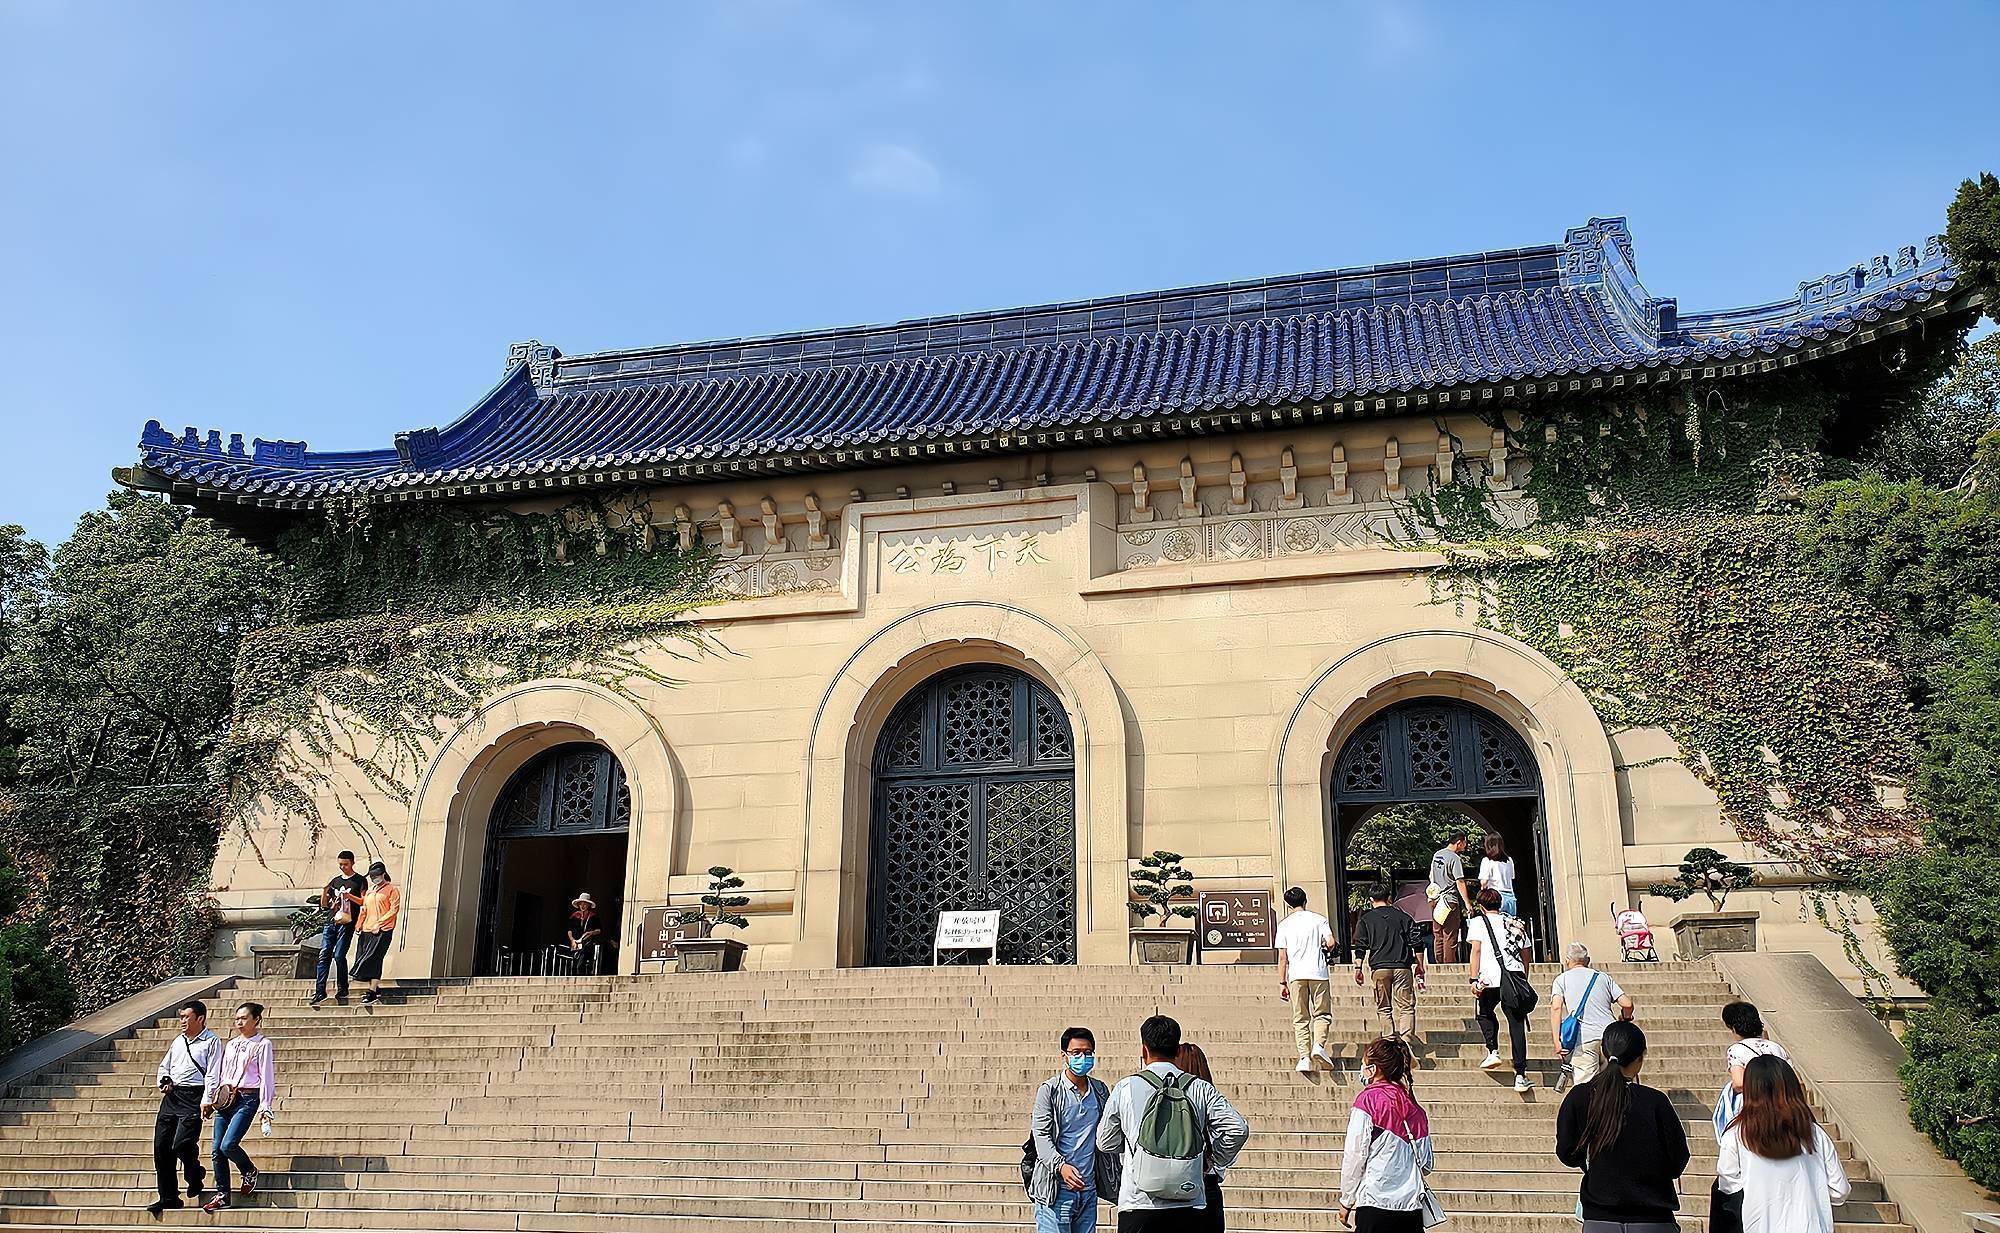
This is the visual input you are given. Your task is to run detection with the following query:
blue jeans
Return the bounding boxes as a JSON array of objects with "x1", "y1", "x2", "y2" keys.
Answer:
[
  {"x1": 1035, "y1": 1183, "x2": 1098, "y2": 1233},
  {"x1": 1499, "y1": 890, "x2": 1518, "y2": 918},
  {"x1": 211, "y1": 1092, "x2": 260, "y2": 1193},
  {"x1": 314, "y1": 920, "x2": 355, "y2": 997}
]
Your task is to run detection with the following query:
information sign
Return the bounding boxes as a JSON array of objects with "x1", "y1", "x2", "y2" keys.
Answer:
[
  {"x1": 1198, "y1": 891, "x2": 1274, "y2": 950},
  {"x1": 933, "y1": 910, "x2": 1001, "y2": 965},
  {"x1": 639, "y1": 906, "x2": 705, "y2": 963}
]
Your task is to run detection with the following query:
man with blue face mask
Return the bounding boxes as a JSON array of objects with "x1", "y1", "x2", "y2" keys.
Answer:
[{"x1": 1027, "y1": 1026, "x2": 1116, "y2": 1232}]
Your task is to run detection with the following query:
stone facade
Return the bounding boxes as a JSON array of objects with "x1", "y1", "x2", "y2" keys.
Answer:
[{"x1": 207, "y1": 421, "x2": 1908, "y2": 991}]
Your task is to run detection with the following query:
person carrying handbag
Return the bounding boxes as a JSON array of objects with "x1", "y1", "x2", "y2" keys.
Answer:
[
  {"x1": 200, "y1": 1002, "x2": 276, "y2": 1212},
  {"x1": 1338, "y1": 1038, "x2": 1442, "y2": 1232},
  {"x1": 1466, "y1": 888, "x2": 1537, "y2": 1092}
]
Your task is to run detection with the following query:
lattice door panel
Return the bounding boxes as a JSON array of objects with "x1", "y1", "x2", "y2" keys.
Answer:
[
  {"x1": 983, "y1": 779, "x2": 1077, "y2": 964},
  {"x1": 866, "y1": 665, "x2": 1077, "y2": 966},
  {"x1": 866, "y1": 782, "x2": 976, "y2": 967}
]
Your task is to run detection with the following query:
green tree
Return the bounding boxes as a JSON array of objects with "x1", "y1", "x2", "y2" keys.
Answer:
[
  {"x1": 0, "y1": 492, "x2": 281, "y2": 1012},
  {"x1": 1862, "y1": 335, "x2": 2000, "y2": 489},
  {"x1": 0, "y1": 842, "x2": 74, "y2": 1050},
  {"x1": 1945, "y1": 170, "x2": 2000, "y2": 316}
]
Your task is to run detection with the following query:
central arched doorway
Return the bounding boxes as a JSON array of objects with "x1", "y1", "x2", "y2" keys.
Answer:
[
  {"x1": 1329, "y1": 699, "x2": 1553, "y2": 960},
  {"x1": 866, "y1": 664, "x2": 1078, "y2": 966},
  {"x1": 475, "y1": 742, "x2": 630, "y2": 975}
]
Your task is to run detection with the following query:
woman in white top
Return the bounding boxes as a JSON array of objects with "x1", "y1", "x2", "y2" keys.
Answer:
[
  {"x1": 1478, "y1": 832, "x2": 1517, "y2": 918},
  {"x1": 1717, "y1": 1055, "x2": 1849, "y2": 1233},
  {"x1": 200, "y1": 1002, "x2": 276, "y2": 1212},
  {"x1": 1466, "y1": 888, "x2": 1535, "y2": 1092},
  {"x1": 1338, "y1": 1038, "x2": 1434, "y2": 1232}
]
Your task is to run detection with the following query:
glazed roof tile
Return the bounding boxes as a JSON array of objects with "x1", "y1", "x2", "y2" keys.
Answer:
[{"x1": 130, "y1": 218, "x2": 1965, "y2": 507}]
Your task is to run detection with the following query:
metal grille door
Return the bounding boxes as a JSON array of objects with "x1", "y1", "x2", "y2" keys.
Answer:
[{"x1": 866, "y1": 666, "x2": 1077, "y2": 966}]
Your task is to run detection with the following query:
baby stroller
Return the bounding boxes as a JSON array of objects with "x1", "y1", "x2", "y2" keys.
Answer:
[{"x1": 1613, "y1": 902, "x2": 1659, "y2": 962}]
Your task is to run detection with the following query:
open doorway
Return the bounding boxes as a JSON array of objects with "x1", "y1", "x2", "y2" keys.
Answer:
[
  {"x1": 475, "y1": 743, "x2": 631, "y2": 975},
  {"x1": 1328, "y1": 700, "x2": 1553, "y2": 961}
]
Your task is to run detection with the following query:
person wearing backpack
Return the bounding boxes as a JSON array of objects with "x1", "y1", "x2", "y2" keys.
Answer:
[
  {"x1": 1027, "y1": 1026, "x2": 1119, "y2": 1233},
  {"x1": 1096, "y1": 1015, "x2": 1250, "y2": 1231},
  {"x1": 1548, "y1": 943, "x2": 1634, "y2": 1088}
]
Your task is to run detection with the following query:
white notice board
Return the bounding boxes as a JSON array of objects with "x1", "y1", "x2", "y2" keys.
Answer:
[{"x1": 934, "y1": 910, "x2": 1001, "y2": 965}]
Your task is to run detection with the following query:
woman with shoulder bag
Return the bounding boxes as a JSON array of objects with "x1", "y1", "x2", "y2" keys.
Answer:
[
  {"x1": 1338, "y1": 1038, "x2": 1437, "y2": 1232},
  {"x1": 1466, "y1": 888, "x2": 1537, "y2": 1091},
  {"x1": 1175, "y1": 1042, "x2": 1227, "y2": 1231},
  {"x1": 200, "y1": 1002, "x2": 275, "y2": 1212}
]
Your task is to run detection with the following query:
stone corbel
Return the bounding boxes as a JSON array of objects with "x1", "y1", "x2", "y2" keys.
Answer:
[
  {"x1": 1384, "y1": 438, "x2": 1405, "y2": 500},
  {"x1": 1435, "y1": 433, "x2": 1455, "y2": 486},
  {"x1": 1486, "y1": 430, "x2": 1513, "y2": 491},
  {"x1": 1130, "y1": 464, "x2": 1154, "y2": 523},
  {"x1": 1277, "y1": 447, "x2": 1302, "y2": 510},
  {"x1": 716, "y1": 501, "x2": 742, "y2": 558},
  {"x1": 673, "y1": 504, "x2": 694, "y2": 552},
  {"x1": 1225, "y1": 453, "x2": 1250, "y2": 514},
  {"x1": 804, "y1": 494, "x2": 830, "y2": 551},
  {"x1": 759, "y1": 498, "x2": 784, "y2": 553},
  {"x1": 1178, "y1": 458, "x2": 1200, "y2": 519},
  {"x1": 1328, "y1": 444, "x2": 1353, "y2": 505}
]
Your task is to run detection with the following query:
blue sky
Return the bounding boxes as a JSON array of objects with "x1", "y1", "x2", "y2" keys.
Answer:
[{"x1": 2, "y1": 1, "x2": 1994, "y2": 548}]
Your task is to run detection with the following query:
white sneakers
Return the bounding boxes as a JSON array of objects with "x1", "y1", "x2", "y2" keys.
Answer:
[
  {"x1": 1479, "y1": 1050, "x2": 1505, "y2": 1070},
  {"x1": 1296, "y1": 1056, "x2": 1315, "y2": 1074},
  {"x1": 1514, "y1": 1074, "x2": 1534, "y2": 1093},
  {"x1": 1313, "y1": 1047, "x2": 1338, "y2": 1069}
]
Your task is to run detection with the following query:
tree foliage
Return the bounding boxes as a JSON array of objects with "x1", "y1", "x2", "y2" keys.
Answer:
[
  {"x1": 0, "y1": 492, "x2": 281, "y2": 1015},
  {"x1": 1128, "y1": 851, "x2": 1197, "y2": 928},
  {"x1": 1860, "y1": 335, "x2": 2000, "y2": 489},
  {"x1": 1945, "y1": 170, "x2": 2000, "y2": 317}
]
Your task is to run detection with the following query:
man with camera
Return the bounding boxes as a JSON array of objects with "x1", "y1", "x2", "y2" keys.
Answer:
[{"x1": 148, "y1": 999, "x2": 219, "y2": 1214}]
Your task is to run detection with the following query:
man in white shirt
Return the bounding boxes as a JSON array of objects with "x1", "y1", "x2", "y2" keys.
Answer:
[
  {"x1": 149, "y1": 1000, "x2": 219, "y2": 1214},
  {"x1": 1273, "y1": 886, "x2": 1336, "y2": 1073},
  {"x1": 1547, "y1": 943, "x2": 1633, "y2": 1083},
  {"x1": 1096, "y1": 1014, "x2": 1249, "y2": 1231}
]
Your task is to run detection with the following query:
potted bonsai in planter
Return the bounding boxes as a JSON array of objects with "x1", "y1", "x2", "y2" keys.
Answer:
[
  {"x1": 673, "y1": 866, "x2": 751, "y2": 973},
  {"x1": 1128, "y1": 851, "x2": 1198, "y2": 964},
  {"x1": 1649, "y1": 847, "x2": 1759, "y2": 959}
]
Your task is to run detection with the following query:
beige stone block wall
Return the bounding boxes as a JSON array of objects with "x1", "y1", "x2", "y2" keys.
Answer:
[{"x1": 206, "y1": 423, "x2": 1906, "y2": 993}]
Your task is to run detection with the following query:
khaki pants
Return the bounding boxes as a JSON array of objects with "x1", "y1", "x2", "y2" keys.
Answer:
[
  {"x1": 1570, "y1": 1038, "x2": 1606, "y2": 1083},
  {"x1": 1370, "y1": 967, "x2": 1417, "y2": 1041},
  {"x1": 1289, "y1": 978, "x2": 1332, "y2": 1059}
]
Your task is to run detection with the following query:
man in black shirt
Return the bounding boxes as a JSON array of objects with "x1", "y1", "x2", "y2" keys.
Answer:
[
  {"x1": 310, "y1": 851, "x2": 368, "y2": 1007},
  {"x1": 1350, "y1": 882, "x2": 1425, "y2": 1045}
]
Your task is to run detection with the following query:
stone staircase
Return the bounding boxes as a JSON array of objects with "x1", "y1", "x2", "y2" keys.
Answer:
[{"x1": 0, "y1": 961, "x2": 1911, "y2": 1232}]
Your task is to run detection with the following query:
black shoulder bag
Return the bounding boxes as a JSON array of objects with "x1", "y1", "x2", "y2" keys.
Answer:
[{"x1": 1481, "y1": 915, "x2": 1539, "y2": 1014}]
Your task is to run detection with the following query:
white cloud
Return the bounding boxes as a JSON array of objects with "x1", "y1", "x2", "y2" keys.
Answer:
[{"x1": 848, "y1": 142, "x2": 942, "y2": 197}]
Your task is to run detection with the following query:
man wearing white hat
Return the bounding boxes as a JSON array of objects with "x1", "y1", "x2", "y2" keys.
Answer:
[{"x1": 566, "y1": 893, "x2": 605, "y2": 973}]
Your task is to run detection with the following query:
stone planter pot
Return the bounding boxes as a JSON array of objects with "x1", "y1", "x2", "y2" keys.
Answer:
[
  {"x1": 674, "y1": 938, "x2": 746, "y2": 973},
  {"x1": 252, "y1": 942, "x2": 320, "y2": 980},
  {"x1": 1130, "y1": 928, "x2": 1195, "y2": 965},
  {"x1": 1669, "y1": 910, "x2": 1759, "y2": 960}
]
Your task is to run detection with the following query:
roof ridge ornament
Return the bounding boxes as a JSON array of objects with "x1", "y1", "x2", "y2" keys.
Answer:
[
  {"x1": 1796, "y1": 235, "x2": 1949, "y2": 315},
  {"x1": 1560, "y1": 217, "x2": 1676, "y2": 344},
  {"x1": 506, "y1": 339, "x2": 561, "y2": 393}
]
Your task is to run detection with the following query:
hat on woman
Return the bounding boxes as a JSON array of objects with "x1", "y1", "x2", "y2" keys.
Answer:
[
  {"x1": 571, "y1": 892, "x2": 596, "y2": 909},
  {"x1": 365, "y1": 860, "x2": 388, "y2": 878}
]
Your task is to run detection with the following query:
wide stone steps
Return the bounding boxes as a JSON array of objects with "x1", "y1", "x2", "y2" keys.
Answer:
[{"x1": 0, "y1": 964, "x2": 1906, "y2": 1233}]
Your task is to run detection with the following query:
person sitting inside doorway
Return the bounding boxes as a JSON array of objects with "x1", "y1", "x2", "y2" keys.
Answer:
[{"x1": 566, "y1": 893, "x2": 606, "y2": 971}]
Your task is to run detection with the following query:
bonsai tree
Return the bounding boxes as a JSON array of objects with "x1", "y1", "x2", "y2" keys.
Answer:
[
  {"x1": 1648, "y1": 847, "x2": 1755, "y2": 912},
  {"x1": 1128, "y1": 851, "x2": 1198, "y2": 929},
  {"x1": 676, "y1": 866, "x2": 751, "y2": 933},
  {"x1": 288, "y1": 897, "x2": 330, "y2": 945}
]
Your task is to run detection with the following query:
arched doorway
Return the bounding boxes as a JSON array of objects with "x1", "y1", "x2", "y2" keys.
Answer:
[
  {"x1": 1329, "y1": 699, "x2": 1553, "y2": 960},
  {"x1": 866, "y1": 664, "x2": 1078, "y2": 966},
  {"x1": 475, "y1": 742, "x2": 630, "y2": 975}
]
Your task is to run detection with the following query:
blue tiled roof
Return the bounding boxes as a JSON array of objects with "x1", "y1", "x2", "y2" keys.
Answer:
[{"x1": 130, "y1": 218, "x2": 1967, "y2": 507}]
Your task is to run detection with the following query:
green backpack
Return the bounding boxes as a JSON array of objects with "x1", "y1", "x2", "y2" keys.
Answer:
[{"x1": 1128, "y1": 1070, "x2": 1204, "y2": 1200}]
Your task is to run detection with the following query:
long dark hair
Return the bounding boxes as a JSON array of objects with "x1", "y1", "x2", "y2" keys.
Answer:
[
  {"x1": 1731, "y1": 1055, "x2": 1816, "y2": 1159},
  {"x1": 1483, "y1": 832, "x2": 1508, "y2": 862},
  {"x1": 1174, "y1": 1041, "x2": 1213, "y2": 1083},
  {"x1": 1578, "y1": 1021, "x2": 1647, "y2": 1158},
  {"x1": 1364, "y1": 1036, "x2": 1414, "y2": 1093}
]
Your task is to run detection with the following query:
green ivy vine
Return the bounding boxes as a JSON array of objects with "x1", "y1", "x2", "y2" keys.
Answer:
[
  {"x1": 227, "y1": 494, "x2": 722, "y2": 849},
  {"x1": 1403, "y1": 329, "x2": 1974, "y2": 993}
]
